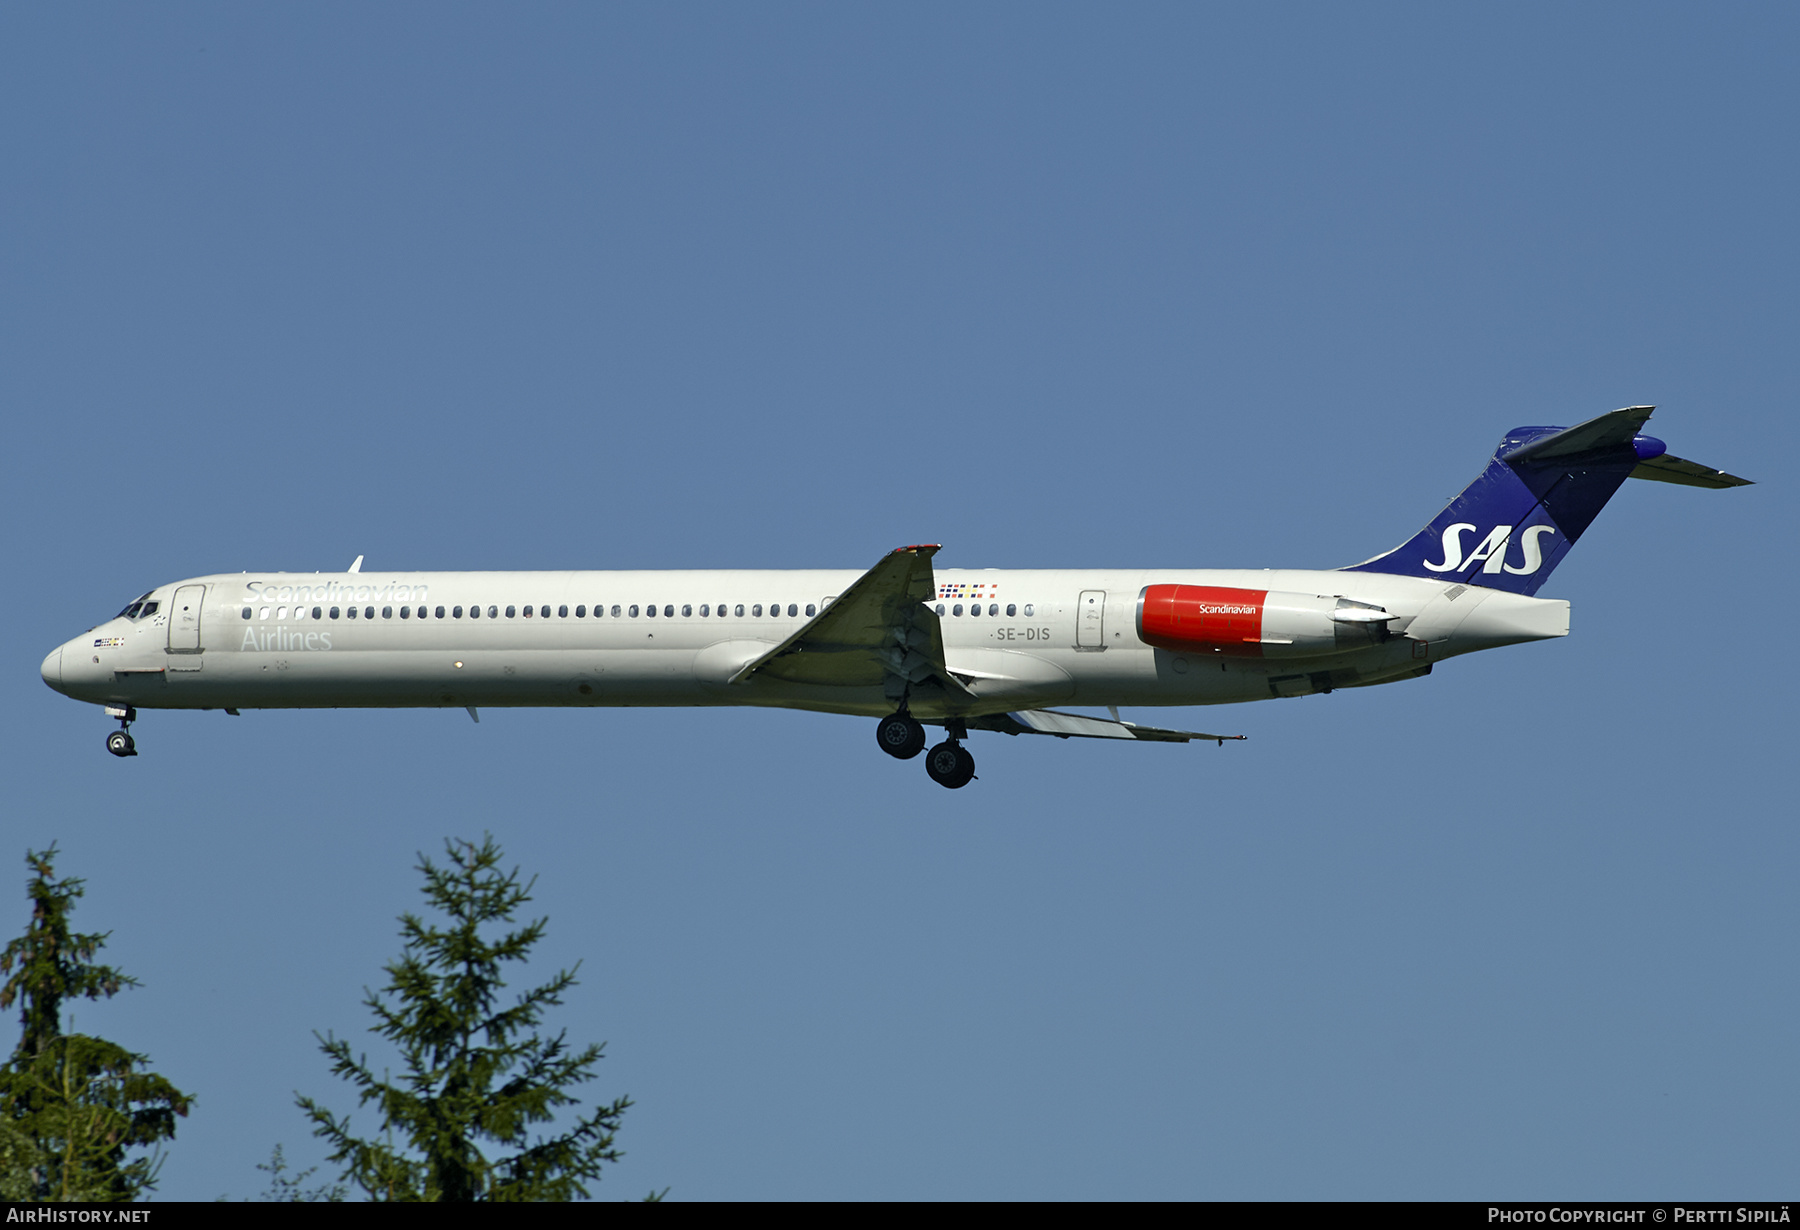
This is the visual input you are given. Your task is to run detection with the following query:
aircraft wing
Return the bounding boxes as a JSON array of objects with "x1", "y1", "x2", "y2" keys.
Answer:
[
  {"x1": 968, "y1": 709, "x2": 1246, "y2": 745},
  {"x1": 730, "y1": 544, "x2": 972, "y2": 696}
]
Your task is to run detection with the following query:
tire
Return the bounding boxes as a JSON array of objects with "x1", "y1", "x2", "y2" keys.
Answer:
[
  {"x1": 876, "y1": 713, "x2": 926, "y2": 760},
  {"x1": 924, "y1": 740, "x2": 975, "y2": 788},
  {"x1": 106, "y1": 730, "x2": 135, "y2": 758}
]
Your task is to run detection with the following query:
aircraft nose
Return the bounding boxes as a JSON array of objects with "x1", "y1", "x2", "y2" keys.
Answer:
[{"x1": 40, "y1": 645, "x2": 63, "y2": 692}]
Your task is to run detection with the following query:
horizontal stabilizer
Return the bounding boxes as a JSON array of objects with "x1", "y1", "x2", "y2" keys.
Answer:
[
  {"x1": 969, "y1": 709, "x2": 1244, "y2": 745},
  {"x1": 1501, "y1": 406, "x2": 1655, "y2": 463},
  {"x1": 1629, "y1": 453, "x2": 1753, "y2": 488}
]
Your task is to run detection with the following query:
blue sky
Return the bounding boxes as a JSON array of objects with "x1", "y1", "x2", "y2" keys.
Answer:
[{"x1": 3, "y1": 3, "x2": 1794, "y2": 1199}]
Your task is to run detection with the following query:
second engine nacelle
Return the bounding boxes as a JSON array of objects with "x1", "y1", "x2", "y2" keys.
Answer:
[{"x1": 1136, "y1": 584, "x2": 1396, "y2": 658}]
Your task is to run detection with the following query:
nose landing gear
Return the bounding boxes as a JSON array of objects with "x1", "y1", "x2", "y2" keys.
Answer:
[{"x1": 104, "y1": 706, "x2": 138, "y2": 758}]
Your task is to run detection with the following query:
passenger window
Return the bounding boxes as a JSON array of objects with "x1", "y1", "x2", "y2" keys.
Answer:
[
  {"x1": 313, "y1": 607, "x2": 323, "y2": 620},
  {"x1": 611, "y1": 605, "x2": 621, "y2": 617},
  {"x1": 279, "y1": 606, "x2": 290, "y2": 620},
  {"x1": 734, "y1": 604, "x2": 745, "y2": 617},
  {"x1": 787, "y1": 604, "x2": 797, "y2": 617},
  {"x1": 487, "y1": 605, "x2": 498, "y2": 618},
  {"x1": 682, "y1": 604, "x2": 692, "y2": 617},
  {"x1": 575, "y1": 605, "x2": 585, "y2": 618},
  {"x1": 752, "y1": 604, "x2": 762, "y2": 617},
  {"x1": 953, "y1": 604, "x2": 963, "y2": 616},
  {"x1": 558, "y1": 605, "x2": 568, "y2": 618},
  {"x1": 989, "y1": 604, "x2": 998, "y2": 616},
  {"x1": 347, "y1": 606, "x2": 358, "y2": 619},
  {"x1": 1006, "y1": 604, "x2": 1016, "y2": 617},
  {"x1": 470, "y1": 606, "x2": 481, "y2": 619},
  {"x1": 241, "y1": 607, "x2": 251, "y2": 620},
  {"x1": 260, "y1": 606, "x2": 271, "y2": 619},
  {"x1": 400, "y1": 606, "x2": 410, "y2": 619},
  {"x1": 453, "y1": 606, "x2": 463, "y2": 619},
  {"x1": 507, "y1": 606, "x2": 517, "y2": 618},
  {"x1": 436, "y1": 606, "x2": 445, "y2": 619},
  {"x1": 382, "y1": 607, "x2": 393, "y2": 619},
  {"x1": 699, "y1": 605, "x2": 709, "y2": 617},
  {"x1": 805, "y1": 604, "x2": 816, "y2": 616},
  {"x1": 629, "y1": 605, "x2": 639, "y2": 618},
  {"x1": 664, "y1": 605, "x2": 674, "y2": 618},
  {"x1": 1023, "y1": 604, "x2": 1034, "y2": 616},
  {"x1": 646, "y1": 604, "x2": 656, "y2": 618},
  {"x1": 540, "y1": 606, "x2": 550, "y2": 618},
  {"x1": 331, "y1": 607, "x2": 341, "y2": 620},
  {"x1": 523, "y1": 606, "x2": 533, "y2": 618}
]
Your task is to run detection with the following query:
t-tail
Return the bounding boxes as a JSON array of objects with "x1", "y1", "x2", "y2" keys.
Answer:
[{"x1": 1344, "y1": 406, "x2": 1751, "y2": 595}]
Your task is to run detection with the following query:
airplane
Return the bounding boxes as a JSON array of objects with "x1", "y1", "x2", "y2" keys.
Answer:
[{"x1": 40, "y1": 406, "x2": 1748, "y2": 787}]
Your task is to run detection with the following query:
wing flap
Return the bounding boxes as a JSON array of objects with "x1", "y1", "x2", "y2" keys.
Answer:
[{"x1": 968, "y1": 709, "x2": 1245, "y2": 745}]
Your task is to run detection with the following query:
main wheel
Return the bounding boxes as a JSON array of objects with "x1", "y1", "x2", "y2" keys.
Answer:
[
  {"x1": 876, "y1": 713, "x2": 927, "y2": 760},
  {"x1": 924, "y1": 740, "x2": 975, "y2": 788},
  {"x1": 105, "y1": 730, "x2": 135, "y2": 758}
]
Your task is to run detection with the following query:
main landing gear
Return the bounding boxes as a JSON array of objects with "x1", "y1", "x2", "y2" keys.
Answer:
[
  {"x1": 105, "y1": 706, "x2": 138, "y2": 758},
  {"x1": 876, "y1": 711, "x2": 927, "y2": 760},
  {"x1": 877, "y1": 711, "x2": 977, "y2": 787},
  {"x1": 924, "y1": 737, "x2": 976, "y2": 789}
]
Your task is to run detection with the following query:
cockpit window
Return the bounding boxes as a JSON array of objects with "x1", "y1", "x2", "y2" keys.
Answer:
[{"x1": 116, "y1": 591, "x2": 155, "y2": 620}]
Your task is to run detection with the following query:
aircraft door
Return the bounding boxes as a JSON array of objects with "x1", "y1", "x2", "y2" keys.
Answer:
[
  {"x1": 168, "y1": 585, "x2": 205, "y2": 652},
  {"x1": 1077, "y1": 590, "x2": 1106, "y2": 649}
]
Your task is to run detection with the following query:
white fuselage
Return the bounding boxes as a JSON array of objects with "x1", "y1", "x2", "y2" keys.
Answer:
[{"x1": 42, "y1": 566, "x2": 1570, "y2": 720}]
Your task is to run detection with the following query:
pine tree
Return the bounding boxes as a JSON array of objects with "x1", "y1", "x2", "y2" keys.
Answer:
[
  {"x1": 251, "y1": 1143, "x2": 348, "y2": 1202},
  {"x1": 298, "y1": 836, "x2": 632, "y2": 1201},
  {"x1": 0, "y1": 846, "x2": 191, "y2": 1201}
]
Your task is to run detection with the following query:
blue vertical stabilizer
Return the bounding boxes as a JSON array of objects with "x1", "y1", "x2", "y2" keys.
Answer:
[{"x1": 1343, "y1": 406, "x2": 1709, "y2": 595}]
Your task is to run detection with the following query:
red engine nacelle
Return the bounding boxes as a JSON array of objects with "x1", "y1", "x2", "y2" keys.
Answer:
[
  {"x1": 1137, "y1": 585, "x2": 1383, "y2": 658},
  {"x1": 1138, "y1": 585, "x2": 1267, "y2": 656}
]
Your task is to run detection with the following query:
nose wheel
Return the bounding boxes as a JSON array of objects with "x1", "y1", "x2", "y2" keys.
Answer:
[
  {"x1": 924, "y1": 738, "x2": 976, "y2": 789},
  {"x1": 105, "y1": 706, "x2": 138, "y2": 758}
]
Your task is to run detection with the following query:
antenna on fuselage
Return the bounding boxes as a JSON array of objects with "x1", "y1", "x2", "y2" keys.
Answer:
[{"x1": 347, "y1": 555, "x2": 363, "y2": 573}]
